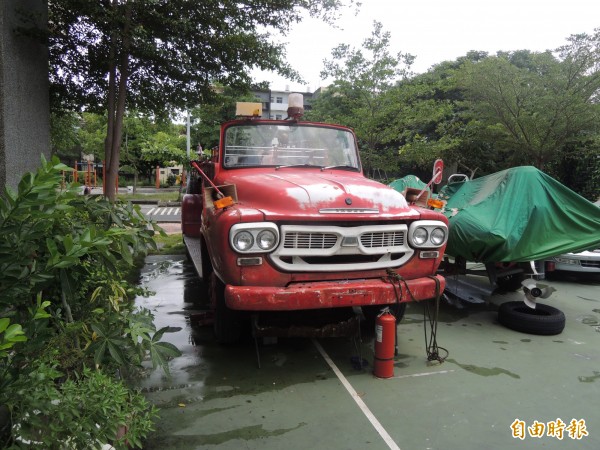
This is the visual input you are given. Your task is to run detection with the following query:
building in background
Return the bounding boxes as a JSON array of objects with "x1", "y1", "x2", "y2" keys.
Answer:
[{"x1": 252, "y1": 87, "x2": 314, "y2": 119}]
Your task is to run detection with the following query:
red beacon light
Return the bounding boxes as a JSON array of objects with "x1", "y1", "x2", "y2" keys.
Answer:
[{"x1": 287, "y1": 93, "x2": 304, "y2": 119}]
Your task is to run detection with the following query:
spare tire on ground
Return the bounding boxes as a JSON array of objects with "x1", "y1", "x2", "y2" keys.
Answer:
[{"x1": 498, "y1": 301, "x2": 565, "y2": 335}]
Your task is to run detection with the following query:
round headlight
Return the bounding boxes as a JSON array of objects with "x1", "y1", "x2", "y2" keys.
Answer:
[
  {"x1": 413, "y1": 227, "x2": 428, "y2": 246},
  {"x1": 431, "y1": 227, "x2": 446, "y2": 246},
  {"x1": 233, "y1": 231, "x2": 254, "y2": 251},
  {"x1": 257, "y1": 229, "x2": 277, "y2": 250}
]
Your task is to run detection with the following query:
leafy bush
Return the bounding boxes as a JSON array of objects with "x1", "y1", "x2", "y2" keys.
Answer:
[
  {"x1": 166, "y1": 174, "x2": 177, "y2": 187},
  {"x1": 0, "y1": 156, "x2": 179, "y2": 448},
  {"x1": 9, "y1": 364, "x2": 158, "y2": 449}
]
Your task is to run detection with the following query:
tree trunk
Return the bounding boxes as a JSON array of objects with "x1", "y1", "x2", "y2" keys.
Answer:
[
  {"x1": 104, "y1": 37, "x2": 116, "y2": 198},
  {"x1": 103, "y1": 1, "x2": 132, "y2": 201}
]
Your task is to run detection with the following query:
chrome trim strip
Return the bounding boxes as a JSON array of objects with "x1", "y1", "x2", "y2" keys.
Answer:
[{"x1": 319, "y1": 208, "x2": 380, "y2": 214}]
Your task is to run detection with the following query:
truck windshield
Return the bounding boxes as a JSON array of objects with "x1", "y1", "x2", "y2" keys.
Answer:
[{"x1": 223, "y1": 123, "x2": 359, "y2": 169}]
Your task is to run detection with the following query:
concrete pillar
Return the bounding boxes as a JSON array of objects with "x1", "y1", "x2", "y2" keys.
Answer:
[{"x1": 0, "y1": 0, "x2": 50, "y2": 191}]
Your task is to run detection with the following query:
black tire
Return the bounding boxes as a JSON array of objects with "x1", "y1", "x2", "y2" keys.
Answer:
[
  {"x1": 498, "y1": 301, "x2": 565, "y2": 335},
  {"x1": 362, "y1": 303, "x2": 407, "y2": 324},
  {"x1": 210, "y1": 273, "x2": 242, "y2": 344}
]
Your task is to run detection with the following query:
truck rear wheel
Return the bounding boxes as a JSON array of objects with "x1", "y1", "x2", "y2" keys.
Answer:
[{"x1": 210, "y1": 273, "x2": 242, "y2": 344}]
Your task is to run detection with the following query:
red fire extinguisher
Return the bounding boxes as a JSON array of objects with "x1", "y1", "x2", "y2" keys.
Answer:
[{"x1": 373, "y1": 308, "x2": 396, "y2": 378}]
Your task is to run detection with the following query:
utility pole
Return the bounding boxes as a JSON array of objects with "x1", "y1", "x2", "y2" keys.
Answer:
[{"x1": 186, "y1": 111, "x2": 191, "y2": 159}]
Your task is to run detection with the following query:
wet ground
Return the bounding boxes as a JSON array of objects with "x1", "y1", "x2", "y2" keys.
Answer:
[{"x1": 134, "y1": 256, "x2": 600, "y2": 450}]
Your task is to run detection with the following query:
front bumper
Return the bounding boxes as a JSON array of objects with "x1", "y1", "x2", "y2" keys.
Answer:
[{"x1": 225, "y1": 275, "x2": 445, "y2": 311}]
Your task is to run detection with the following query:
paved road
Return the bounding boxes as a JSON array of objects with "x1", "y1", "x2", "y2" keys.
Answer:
[{"x1": 134, "y1": 258, "x2": 600, "y2": 450}]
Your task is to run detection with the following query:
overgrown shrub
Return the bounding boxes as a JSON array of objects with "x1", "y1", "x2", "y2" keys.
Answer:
[
  {"x1": 9, "y1": 365, "x2": 158, "y2": 449},
  {"x1": 0, "y1": 156, "x2": 180, "y2": 448}
]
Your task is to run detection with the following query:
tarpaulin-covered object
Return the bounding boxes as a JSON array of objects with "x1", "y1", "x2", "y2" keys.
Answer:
[
  {"x1": 437, "y1": 166, "x2": 600, "y2": 263},
  {"x1": 389, "y1": 175, "x2": 430, "y2": 194}
]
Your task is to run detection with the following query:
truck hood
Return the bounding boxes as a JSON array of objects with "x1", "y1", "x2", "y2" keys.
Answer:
[{"x1": 221, "y1": 170, "x2": 419, "y2": 219}]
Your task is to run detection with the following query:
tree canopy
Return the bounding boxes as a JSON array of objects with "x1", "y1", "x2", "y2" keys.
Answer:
[
  {"x1": 44, "y1": 4, "x2": 599, "y2": 201},
  {"x1": 306, "y1": 22, "x2": 600, "y2": 199},
  {"x1": 47, "y1": 0, "x2": 357, "y2": 199},
  {"x1": 306, "y1": 21, "x2": 414, "y2": 177}
]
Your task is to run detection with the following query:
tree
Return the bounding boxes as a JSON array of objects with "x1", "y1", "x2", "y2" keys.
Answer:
[
  {"x1": 50, "y1": 112, "x2": 81, "y2": 163},
  {"x1": 47, "y1": 0, "x2": 357, "y2": 200},
  {"x1": 387, "y1": 52, "x2": 506, "y2": 179},
  {"x1": 458, "y1": 38, "x2": 600, "y2": 171},
  {"x1": 306, "y1": 21, "x2": 414, "y2": 177},
  {"x1": 79, "y1": 113, "x2": 108, "y2": 159},
  {"x1": 120, "y1": 113, "x2": 186, "y2": 186},
  {"x1": 189, "y1": 85, "x2": 261, "y2": 152},
  {"x1": 389, "y1": 61, "x2": 467, "y2": 176}
]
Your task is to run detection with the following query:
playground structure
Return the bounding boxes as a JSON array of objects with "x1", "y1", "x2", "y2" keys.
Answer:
[
  {"x1": 63, "y1": 161, "x2": 188, "y2": 191},
  {"x1": 67, "y1": 161, "x2": 100, "y2": 188}
]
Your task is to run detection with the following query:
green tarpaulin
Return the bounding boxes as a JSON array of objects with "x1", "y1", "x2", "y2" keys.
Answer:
[
  {"x1": 389, "y1": 175, "x2": 430, "y2": 194},
  {"x1": 437, "y1": 166, "x2": 600, "y2": 263}
]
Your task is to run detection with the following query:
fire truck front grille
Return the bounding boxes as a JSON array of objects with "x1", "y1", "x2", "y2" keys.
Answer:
[
  {"x1": 361, "y1": 231, "x2": 404, "y2": 248},
  {"x1": 283, "y1": 232, "x2": 338, "y2": 249},
  {"x1": 271, "y1": 224, "x2": 414, "y2": 272}
]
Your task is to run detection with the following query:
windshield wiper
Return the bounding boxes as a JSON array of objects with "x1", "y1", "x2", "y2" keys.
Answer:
[
  {"x1": 275, "y1": 164, "x2": 322, "y2": 170},
  {"x1": 321, "y1": 165, "x2": 359, "y2": 171}
]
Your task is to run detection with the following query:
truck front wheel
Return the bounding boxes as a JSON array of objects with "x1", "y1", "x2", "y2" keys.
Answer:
[{"x1": 210, "y1": 273, "x2": 243, "y2": 344}]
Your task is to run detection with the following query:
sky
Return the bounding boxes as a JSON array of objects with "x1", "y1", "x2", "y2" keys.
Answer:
[{"x1": 253, "y1": 0, "x2": 600, "y2": 92}]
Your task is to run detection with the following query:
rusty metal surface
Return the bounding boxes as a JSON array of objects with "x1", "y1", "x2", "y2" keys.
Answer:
[{"x1": 252, "y1": 315, "x2": 360, "y2": 338}]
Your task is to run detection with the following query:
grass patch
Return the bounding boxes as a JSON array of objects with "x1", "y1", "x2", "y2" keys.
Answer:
[{"x1": 150, "y1": 232, "x2": 186, "y2": 255}]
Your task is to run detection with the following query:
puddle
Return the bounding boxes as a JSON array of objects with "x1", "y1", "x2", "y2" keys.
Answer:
[
  {"x1": 576, "y1": 315, "x2": 599, "y2": 326},
  {"x1": 446, "y1": 358, "x2": 520, "y2": 379},
  {"x1": 578, "y1": 371, "x2": 600, "y2": 383},
  {"x1": 133, "y1": 255, "x2": 342, "y2": 402},
  {"x1": 147, "y1": 422, "x2": 307, "y2": 448}
]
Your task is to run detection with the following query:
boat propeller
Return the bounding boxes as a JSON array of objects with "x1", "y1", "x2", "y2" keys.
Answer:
[{"x1": 521, "y1": 279, "x2": 556, "y2": 309}]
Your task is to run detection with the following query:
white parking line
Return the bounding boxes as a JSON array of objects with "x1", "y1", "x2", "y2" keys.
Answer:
[
  {"x1": 147, "y1": 207, "x2": 156, "y2": 215},
  {"x1": 154, "y1": 208, "x2": 163, "y2": 215},
  {"x1": 392, "y1": 369, "x2": 455, "y2": 379},
  {"x1": 312, "y1": 339, "x2": 401, "y2": 450}
]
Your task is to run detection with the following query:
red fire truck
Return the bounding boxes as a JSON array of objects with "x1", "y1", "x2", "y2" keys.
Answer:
[{"x1": 182, "y1": 95, "x2": 449, "y2": 342}]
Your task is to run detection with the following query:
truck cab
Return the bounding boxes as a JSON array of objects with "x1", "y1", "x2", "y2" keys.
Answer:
[{"x1": 182, "y1": 96, "x2": 449, "y2": 342}]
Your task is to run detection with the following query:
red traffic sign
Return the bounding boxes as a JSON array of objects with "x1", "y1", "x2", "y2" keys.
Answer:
[{"x1": 432, "y1": 159, "x2": 444, "y2": 184}]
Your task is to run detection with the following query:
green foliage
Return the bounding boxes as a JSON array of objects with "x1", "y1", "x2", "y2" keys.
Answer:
[
  {"x1": 142, "y1": 132, "x2": 186, "y2": 167},
  {"x1": 8, "y1": 365, "x2": 158, "y2": 449},
  {"x1": 149, "y1": 232, "x2": 186, "y2": 256},
  {"x1": 0, "y1": 156, "x2": 179, "y2": 447},
  {"x1": 78, "y1": 112, "x2": 107, "y2": 159},
  {"x1": 0, "y1": 319, "x2": 26, "y2": 358},
  {"x1": 458, "y1": 45, "x2": 600, "y2": 171},
  {"x1": 306, "y1": 21, "x2": 414, "y2": 176},
  {"x1": 85, "y1": 308, "x2": 180, "y2": 376},
  {"x1": 190, "y1": 85, "x2": 260, "y2": 151},
  {"x1": 50, "y1": 112, "x2": 81, "y2": 162},
  {"x1": 46, "y1": 0, "x2": 359, "y2": 112},
  {"x1": 307, "y1": 26, "x2": 600, "y2": 195},
  {"x1": 44, "y1": 0, "x2": 359, "y2": 199}
]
